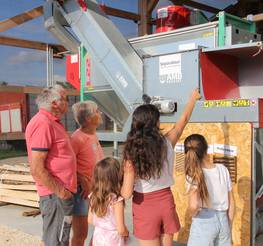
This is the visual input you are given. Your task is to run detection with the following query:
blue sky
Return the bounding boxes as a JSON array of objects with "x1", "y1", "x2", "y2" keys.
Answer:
[{"x1": 0, "y1": 0, "x2": 237, "y2": 87}]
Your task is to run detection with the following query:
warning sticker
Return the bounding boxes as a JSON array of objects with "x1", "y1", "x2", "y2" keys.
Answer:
[
  {"x1": 159, "y1": 54, "x2": 182, "y2": 84},
  {"x1": 203, "y1": 99, "x2": 252, "y2": 108},
  {"x1": 85, "y1": 54, "x2": 93, "y2": 90},
  {"x1": 70, "y1": 54, "x2": 78, "y2": 63}
]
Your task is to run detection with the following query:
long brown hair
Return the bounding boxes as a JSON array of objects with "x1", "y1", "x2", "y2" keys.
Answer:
[
  {"x1": 184, "y1": 134, "x2": 209, "y2": 205},
  {"x1": 89, "y1": 157, "x2": 122, "y2": 217},
  {"x1": 123, "y1": 104, "x2": 167, "y2": 180}
]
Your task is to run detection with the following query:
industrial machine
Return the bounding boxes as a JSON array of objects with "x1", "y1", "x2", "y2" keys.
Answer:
[{"x1": 44, "y1": 0, "x2": 263, "y2": 245}]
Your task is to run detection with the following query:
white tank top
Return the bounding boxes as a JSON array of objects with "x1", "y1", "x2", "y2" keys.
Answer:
[{"x1": 134, "y1": 138, "x2": 175, "y2": 193}]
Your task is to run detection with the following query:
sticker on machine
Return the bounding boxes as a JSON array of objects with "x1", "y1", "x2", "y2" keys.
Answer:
[
  {"x1": 116, "y1": 72, "x2": 128, "y2": 88},
  {"x1": 213, "y1": 144, "x2": 237, "y2": 156},
  {"x1": 159, "y1": 54, "x2": 182, "y2": 84},
  {"x1": 70, "y1": 54, "x2": 78, "y2": 63}
]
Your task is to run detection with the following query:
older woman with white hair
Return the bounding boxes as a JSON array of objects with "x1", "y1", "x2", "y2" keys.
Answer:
[{"x1": 70, "y1": 100, "x2": 104, "y2": 246}]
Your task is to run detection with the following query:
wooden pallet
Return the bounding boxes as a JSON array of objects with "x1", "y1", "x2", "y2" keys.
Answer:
[{"x1": 0, "y1": 163, "x2": 39, "y2": 208}]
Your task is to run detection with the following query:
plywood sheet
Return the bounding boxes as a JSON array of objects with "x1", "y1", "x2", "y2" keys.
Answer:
[{"x1": 161, "y1": 122, "x2": 252, "y2": 246}]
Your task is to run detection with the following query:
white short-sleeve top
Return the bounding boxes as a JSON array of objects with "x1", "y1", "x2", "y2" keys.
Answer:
[
  {"x1": 187, "y1": 164, "x2": 232, "y2": 211},
  {"x1": 134, "y1": 138, "x2": 175, "y2": 193}
]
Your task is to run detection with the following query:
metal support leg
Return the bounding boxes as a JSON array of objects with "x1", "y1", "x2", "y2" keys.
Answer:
[
  {"x1": 113, "y1": 122, "x2": 119, "y2": 158},
  {"x1": 252, "y1": 128, "x2": 257, "y2": 245},
  {"x1": 46, "y1": 45, "x2": 54, "y2": 87}
]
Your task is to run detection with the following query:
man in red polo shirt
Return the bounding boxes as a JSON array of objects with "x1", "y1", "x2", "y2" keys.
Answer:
[{"x1": 25, "y1": 85, "x2": 77, "y2": 246}]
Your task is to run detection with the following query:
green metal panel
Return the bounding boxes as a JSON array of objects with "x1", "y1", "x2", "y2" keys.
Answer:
[
  {"x1": 225, "y1": 12, "x2": 256, "y2": 33},
  {"x1": 218, "y1": 11, "x2": 256, "y2": 47},
  {"x1": 80, "y1": 45, "x2": 92, "y2": 101},
  {"x1": 218, "y1": 12, "x2": 226, "y2": 47},
  {"x1": 80, "y1": 45, "x2": 85, "y2": 102}
]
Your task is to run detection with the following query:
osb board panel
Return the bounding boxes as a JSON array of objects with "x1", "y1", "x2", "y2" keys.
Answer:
[{"x1": 161, "y1": 123, "x2": 252, "y2": 246}]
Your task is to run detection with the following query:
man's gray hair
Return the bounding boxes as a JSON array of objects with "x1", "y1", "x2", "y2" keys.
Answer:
[
  {"x1": 72, "y1": 101, "x2": 98, "y2": 127},
  {"x1": 36, "y1": 85, "x2": 65, "y2": 111}
]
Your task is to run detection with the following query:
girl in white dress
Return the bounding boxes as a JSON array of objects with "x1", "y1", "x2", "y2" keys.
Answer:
[{"x1": 88, "y1": 157, "x2": 129, "y2": 246}]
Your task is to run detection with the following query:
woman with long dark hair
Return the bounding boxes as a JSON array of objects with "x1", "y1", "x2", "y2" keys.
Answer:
[
  {"x1": 121, "y1": 89, "x2": 201, "y2": 246},
  {"x1": 184, "y1": 134, "x2": 234, "y2": 246}
]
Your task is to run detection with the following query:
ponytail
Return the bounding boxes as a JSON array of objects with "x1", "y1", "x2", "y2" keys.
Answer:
[{"x1": 184, "y1": 134, "x2": 209, "y2": 206}]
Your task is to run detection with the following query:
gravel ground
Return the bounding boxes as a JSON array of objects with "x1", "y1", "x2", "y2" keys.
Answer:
[
  {"x1": 1, "y1": 156, "x2": 263, "y2": 246},
  {"x1": 0, "y1": 225, "x2": 40, "y2": 246},
  {"x1": 0, "y1": 223, "x2": 262, "y2": 246}
]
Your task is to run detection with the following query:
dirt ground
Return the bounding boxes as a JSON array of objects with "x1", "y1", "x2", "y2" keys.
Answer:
[{"x1": 0, "y1": 225, "x2": 40, "y2": 246}]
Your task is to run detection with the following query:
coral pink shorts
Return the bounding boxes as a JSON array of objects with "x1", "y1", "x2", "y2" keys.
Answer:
[{"x1": 132, "y1": 187, "x2": 181, "y2": 240}]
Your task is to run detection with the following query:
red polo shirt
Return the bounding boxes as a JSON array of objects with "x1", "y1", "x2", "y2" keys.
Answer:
[
  {"x1": 71, "y1": 129, "x2": 104, "y2": 182},
  {"x1": 25, "y1": 109, "x2": 77, "y2": 196}
]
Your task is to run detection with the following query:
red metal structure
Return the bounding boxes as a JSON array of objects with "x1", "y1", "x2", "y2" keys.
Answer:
[
  {"x1": 77, "y1": 0, "x2": 87, "y2": 11},
  {"x1": 66, "y1": 54, "x2": 80, "y2": 91}
]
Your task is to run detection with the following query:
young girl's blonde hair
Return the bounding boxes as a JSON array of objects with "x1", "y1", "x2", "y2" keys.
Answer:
[
  {"x1": 90, "y1": 157, "x2": 122, "y2": 217},
  {"x1": 184, "y1": 134, "x2": 209, "y2": 205}
]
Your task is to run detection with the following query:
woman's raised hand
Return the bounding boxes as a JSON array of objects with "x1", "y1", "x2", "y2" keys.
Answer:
[{"x1": 190, "y1": 88, "x2": 202, "y2": 101}]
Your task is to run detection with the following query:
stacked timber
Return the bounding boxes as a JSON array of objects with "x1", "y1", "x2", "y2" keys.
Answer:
[{"x1": 0, "y1": 164, "x2": 39, "y2": 208}]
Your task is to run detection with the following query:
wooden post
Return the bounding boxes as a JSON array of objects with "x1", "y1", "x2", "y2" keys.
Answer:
[
  {"x1": 251, "y1": 13, "x2": 263, "y2": 22},
  {"x1": 138, "y1": 0, "x2": 152, "y2": 36}
]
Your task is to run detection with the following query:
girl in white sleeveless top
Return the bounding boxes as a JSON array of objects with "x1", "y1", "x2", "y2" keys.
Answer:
[
  {"x1": 122, "y1": 89, "x2": 201, "y2": 246},
  {"x1": 184, "y1": 134, "x2": 235, "y2": 246}
]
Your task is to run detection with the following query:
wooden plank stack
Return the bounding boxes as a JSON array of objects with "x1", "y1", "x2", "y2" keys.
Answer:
[{"x1": 0, "y1": 164, "x2": 39, "y2": 208}]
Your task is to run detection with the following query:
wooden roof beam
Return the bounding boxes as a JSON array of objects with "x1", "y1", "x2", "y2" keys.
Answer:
[
  {"x1": 0, "y1": 4, "x2": 140, "y2": 33},
  {"x1": 0, "y1": 6, "x2": 43, "y2": 32},
  {"x1": 0, "y1": 36, "x2": 66, "y2": 58},
  {"x1": 100, "y1": 5, "x2": 140, "y2": 22}
]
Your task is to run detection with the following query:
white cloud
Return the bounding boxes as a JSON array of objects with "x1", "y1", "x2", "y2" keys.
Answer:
[{"x1": 8, "y1": 50, "x2": 45, "y2": 65}]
